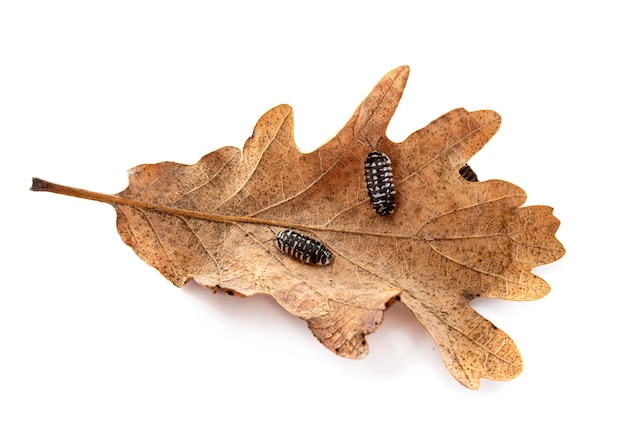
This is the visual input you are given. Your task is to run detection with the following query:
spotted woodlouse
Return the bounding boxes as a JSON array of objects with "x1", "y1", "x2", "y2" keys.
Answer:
[
  {"x1": 275, "y1": 230, "x2": 333, "y2": 265},
  {"x1": 363, "y1": 140, "x2": 396, "y2": 216},
  {"x1": 459, "y1": 164, "x2": 478, "y2": 182}
]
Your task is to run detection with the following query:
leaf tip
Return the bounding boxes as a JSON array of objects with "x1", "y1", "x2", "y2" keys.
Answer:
[
  {"x1": 394, "y1": 64, "x2": 410, "y2": 74},
  {"x1": 388, "y1": 65, "x2": 410, "y2": 82}
]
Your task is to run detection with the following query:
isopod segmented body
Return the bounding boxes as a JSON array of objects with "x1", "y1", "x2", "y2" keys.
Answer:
[
  {"x1": 275, "y1": 230, "x2": 333, "y2": 265},
  {"x1": 459, "y1": 164, "x2": 478, "y2": 182},
  {"x1": 364, "y1": 150, "x2": 396, "y2": 216}
]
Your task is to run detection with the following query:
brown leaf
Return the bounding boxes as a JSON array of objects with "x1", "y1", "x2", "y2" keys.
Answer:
[{"x1": 31, "y1": 66, "x2": 565, "y2": 389}]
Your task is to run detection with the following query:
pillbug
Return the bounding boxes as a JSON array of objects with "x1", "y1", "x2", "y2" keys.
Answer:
[
  {"x1": 364, "y1": 141, "x2": 396, "y2": 216},
  {"x1": 459, "y1": 164, "x2": 478, "y2": 182},
  {"x1": 275, "y1": 229, "x2": 333, "y2": 265}
]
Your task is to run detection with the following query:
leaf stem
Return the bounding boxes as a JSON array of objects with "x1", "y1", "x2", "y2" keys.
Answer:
[
  {"x1": 30, "y1": 177, "x2": 275, "y2": 224},
  {"x1": 30, "y1": 177, "x2": 400, "y2": 238},
  {"x1": 31, "y1": 178, "x2": 123, "y2": 204}
]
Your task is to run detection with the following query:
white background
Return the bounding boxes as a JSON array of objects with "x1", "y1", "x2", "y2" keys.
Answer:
[{"x1": 2, "y1": 1, "x2": 623, "y2": 423}]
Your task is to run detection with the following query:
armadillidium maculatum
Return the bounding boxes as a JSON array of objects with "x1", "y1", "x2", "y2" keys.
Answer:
[
  {"x1": 459, "y1": 164, "x2": 478, "y2": 182},
  {"x1": 275, "y1": 230, "x2": 333, "y2": 265},
  {"x1": 364, "y1": 150, "x2": 396, "y2": 216}
]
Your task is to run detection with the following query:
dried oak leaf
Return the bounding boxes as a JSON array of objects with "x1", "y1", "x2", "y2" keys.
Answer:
[{"x1": 32, "y1": 66, "x2": 565, "y2": 389}]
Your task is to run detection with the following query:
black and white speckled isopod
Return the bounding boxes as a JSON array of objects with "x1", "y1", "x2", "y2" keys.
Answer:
[
  {"x1": 364, "y1": 150, "x2": 397, "y2": 216},
  {"x1": 459, "y1": 164, "x2": 478, "y2": 182},
  {"x1": 275, "y1": 230, "x2": 333, "y2": 265}
]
